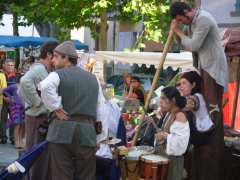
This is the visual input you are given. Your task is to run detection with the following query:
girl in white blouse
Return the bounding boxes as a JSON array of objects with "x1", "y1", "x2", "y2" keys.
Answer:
[{"x1": 155, "y1": 86, "x2": 190, "y2": 180}]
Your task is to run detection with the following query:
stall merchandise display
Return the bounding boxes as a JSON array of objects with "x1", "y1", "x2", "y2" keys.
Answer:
[{"x1": 122, "y1": 107, "x2": 144, "y2": 145}]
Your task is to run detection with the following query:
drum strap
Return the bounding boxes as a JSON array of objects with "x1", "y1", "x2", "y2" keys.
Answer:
[
  {"x1": 161, "y1": 112, "x2": 175, "y2": 133},
  {"x1": 156, "y1": 112, "x2": 177, "y2": 154}
]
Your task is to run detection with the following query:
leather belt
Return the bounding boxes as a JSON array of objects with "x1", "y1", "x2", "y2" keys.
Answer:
[{"x1": 69, "y1": 114, "x2": 95, "y2": 124}]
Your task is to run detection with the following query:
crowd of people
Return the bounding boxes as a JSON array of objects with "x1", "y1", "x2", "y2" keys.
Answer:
[
  {"x1": 17, "y1": 41, "x2": 122, "y2": 180},
  {"x1": 0, "y1": 1, "x2": 229, "y2": 180},
  {"x1": 0, "y1": 59, "x2": 25, "y2": 148}
]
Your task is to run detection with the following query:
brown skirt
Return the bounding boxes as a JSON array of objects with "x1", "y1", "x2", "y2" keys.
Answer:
[{"x1": 192, "y1": 69, "x2": 224, "y2": 180}]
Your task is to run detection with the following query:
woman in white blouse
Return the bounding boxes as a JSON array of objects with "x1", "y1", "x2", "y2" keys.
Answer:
[
  {"x1": 155, "y1": 86, "x2": 190, "y2": 180},
  {"x1": 178, "y1": 71, "x2": 216, "y2": 180}
]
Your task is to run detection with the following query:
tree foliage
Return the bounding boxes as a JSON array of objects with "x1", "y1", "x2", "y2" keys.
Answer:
[
  {"x1": 120, "y1": 0, "x2": 171, "y2": 44},
  {"x1": 0, "y1": 0, "x2": 196, "y2": 45}
]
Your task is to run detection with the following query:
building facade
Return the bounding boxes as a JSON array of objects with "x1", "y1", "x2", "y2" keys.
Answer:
[{"x1": 199, "y1": 0, "x2": 240, "y2": 28}]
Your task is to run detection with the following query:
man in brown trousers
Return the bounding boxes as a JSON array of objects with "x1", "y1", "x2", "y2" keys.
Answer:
[
  {"x1": 18, "y1": 41, "x2": 59, "y2": 180},
  {"x1": 39, "y1": 41, "x2": 98, "y2": 180},
  {"x1": 169, "y1": 2, "x2": 228, "y2": 180}
]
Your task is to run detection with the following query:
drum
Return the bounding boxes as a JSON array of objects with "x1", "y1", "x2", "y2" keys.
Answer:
[
  {"x1": 118, "y1": 146, "x2": 153, "y2": 180},
  {"x1": 140, "y1": 154, "x2": 169, "y2": 180}
]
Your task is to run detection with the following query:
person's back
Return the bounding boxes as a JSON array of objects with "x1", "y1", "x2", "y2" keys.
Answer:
[
  {"x1": 18, "y1": 62, "x2": 48, "y2": 116},
  {"x1": 40, "y1": 41, "x2": 98, "y2": 180},
  {"x1": 46, "y1": 66, "x2": 99, "y2": 147},
  {"x1": 56, "y1": 66, "x2": 98, "y2": 117}
]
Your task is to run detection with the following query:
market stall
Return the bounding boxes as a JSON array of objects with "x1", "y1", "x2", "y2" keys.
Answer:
[
  {"x1": 0, "y1": 47, "x2": 16, "y2": 59},
  {"x1": 92, "y1": 51, "x2": 193, "y2": 69},
  {"x1": 93, "y1": 30, "x2": 189, "y2": 179},
  {"x1": 90, "y1": 51, "x2": 193, "y2": 92},
  {"x1": 91, "y1": 51, "x2": 194, "y2": 140},
  {"x1": 221, "y1": 28, "x2": 240, "y2": 130},
  {"x1": 221, "y1": 27, "x2": 240, "y2": 180},
  {"x1": 0, "y1": 35, "x2": 89, "y2": 51}
]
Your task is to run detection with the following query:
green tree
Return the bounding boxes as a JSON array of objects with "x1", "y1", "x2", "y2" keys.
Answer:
[
  {"x1": 8, "y1": 0, "x2": 115, "y2": 47},
  {"x1": 120, "y1": 0, "x2": 171, "y2": 45},
  {"x1": 1, "y1": 0, "x2": 196, "y2": 49},
  {"x1": 5, "y1": 0, "x2": 171, "y2": 48}
]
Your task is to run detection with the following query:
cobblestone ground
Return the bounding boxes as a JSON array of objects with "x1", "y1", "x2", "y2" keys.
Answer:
[{"x1": 0, "y1": 143, "x2": 18, "y2": 170}]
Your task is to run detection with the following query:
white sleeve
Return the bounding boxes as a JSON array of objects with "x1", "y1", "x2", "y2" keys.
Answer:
[
  {"x1": 166, "y1": 121, "x2": 190, "y2": 156},
  {"x1": 96, "y1": 79, "x2": 109, "y2": 143},
  {"x1": 107, "y1": 100, "x2": 121, "y2": 136},
  {"x1": 195, "y1": 93, "x2": 214, "y2": 131},
  {"x1": 38, "y1": 72, "x2": 61, "y2": 112}
]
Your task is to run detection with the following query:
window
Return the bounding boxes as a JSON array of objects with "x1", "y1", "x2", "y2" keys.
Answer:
[
  {"x1": 236, "y1": 0, "x2": 240, "y2": 12},
  {"x1": 231, "y1": 0, "x2": 240, "y2": 17}
]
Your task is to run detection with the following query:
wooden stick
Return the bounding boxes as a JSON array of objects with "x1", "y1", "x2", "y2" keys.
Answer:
[
  {"x1": 231, "y1": 58, "x2": 240, "y2": 128},
  {"x1": 128, "y1": 84, "x2": 133, "y2": 97},
  {"x1": 132, "y1": 29, "x2": 175, "y2": 146}
]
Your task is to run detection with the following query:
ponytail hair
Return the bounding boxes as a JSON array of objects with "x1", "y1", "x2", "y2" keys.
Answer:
[{"x1": 162, "y1": 86, "x2": 186, "y2": 109}]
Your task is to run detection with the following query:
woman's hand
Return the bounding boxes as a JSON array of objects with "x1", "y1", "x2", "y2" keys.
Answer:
[
  {"x1": 144, "y1": 116, "x2": 155, "y2": 124},
  {"x1": 185, "y1": 95, "x2": 197, "y2": 110},
  {"x1": 155, "y1": 131, "x2": 168, "y2": 141}
]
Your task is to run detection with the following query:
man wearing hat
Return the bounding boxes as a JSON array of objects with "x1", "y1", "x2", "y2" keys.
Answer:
[
  {"x1": 18, "y1": 41, "x2": 58, "y2": 180},
  {"x1": 39, "y1": 41, "x2": 99, "y2": 180}
]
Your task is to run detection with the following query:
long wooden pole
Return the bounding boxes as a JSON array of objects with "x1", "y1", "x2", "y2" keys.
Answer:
[
  {"x1": 231, "y1": 58, "x2": 240, "y2": 128},
  {"x1": 132, "y1": 29, "x2": 175, "y2": 146}
]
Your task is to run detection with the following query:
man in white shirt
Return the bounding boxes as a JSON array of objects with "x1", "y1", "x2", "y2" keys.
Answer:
[{"x1": 39, "y1": 41, "x2": 99, "y2": 180}]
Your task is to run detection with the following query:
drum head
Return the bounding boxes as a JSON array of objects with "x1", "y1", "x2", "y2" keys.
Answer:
[
  {"x1": 135, "y1": 145, "x2": 154, "y2": 152},
  {"x1": 126, "y1": 147, "x2": 149, "y2": 160},
  {"x1": 141, "y1": 154, "x2": 169, "y2": 164}
]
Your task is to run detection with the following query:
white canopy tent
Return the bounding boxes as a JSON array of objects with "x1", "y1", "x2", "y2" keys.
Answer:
[{"x1": 92, "y1": 51, "x2": 193, "y2": 70}]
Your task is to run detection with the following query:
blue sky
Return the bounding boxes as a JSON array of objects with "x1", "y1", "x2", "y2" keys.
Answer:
[{"x1": 0, "y1": 14, "x2": 83, "y2": 42}]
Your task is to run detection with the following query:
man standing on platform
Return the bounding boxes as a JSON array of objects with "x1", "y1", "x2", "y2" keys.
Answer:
[
  {"x1": 169, "y1": 2, "x2": 228, "y2": 180},
  {"x1": 39, "y1": 41, "x2": 98, "y2": 180},
  {"x1": 18, "y1": 41, "x2": 58, "y2": 180}
]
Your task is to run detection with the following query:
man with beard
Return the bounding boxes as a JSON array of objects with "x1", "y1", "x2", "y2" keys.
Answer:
[
  {"x1": 39, "y1": 41, "x2": 98, "y2": 180},
  {"x1": 18, "y1": 41, "x2": 58, "y2": 180},
  {"x1": 169, "y1": 2, "x2": 228, "y2": 180}
]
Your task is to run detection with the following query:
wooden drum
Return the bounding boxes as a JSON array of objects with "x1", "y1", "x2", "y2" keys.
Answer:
[
  {"x1": 140, "y1": 154, "x2": 169, "y2": 180},
  {"x1": 118, "y1": 146, "x2": 153, "y2": 180}
]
